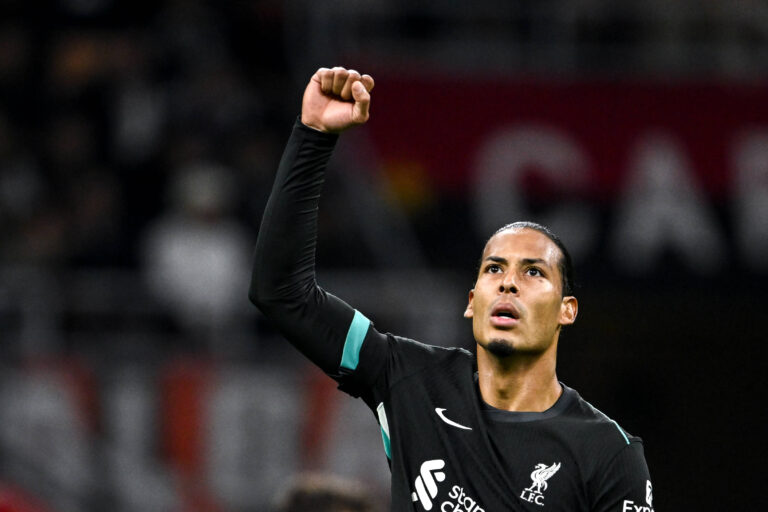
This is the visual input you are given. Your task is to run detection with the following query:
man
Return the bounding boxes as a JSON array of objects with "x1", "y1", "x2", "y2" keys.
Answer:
[{"x1": 250, "y1": 67, "x2": 654, "y2": 511}]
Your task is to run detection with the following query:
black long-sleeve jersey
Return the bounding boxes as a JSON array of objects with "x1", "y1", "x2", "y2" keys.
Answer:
[{"x1": 250, "y1": 120, "x2": 655, "y2": 512}]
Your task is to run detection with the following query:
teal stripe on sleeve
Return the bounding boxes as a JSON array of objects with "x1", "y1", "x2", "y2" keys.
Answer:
[
  {"x1": 380, "y1": 428, "x2": 392, "y2": 460},
  {"x1": 377, "y1": 402, "x2": 392, "y2": 459},
  {"x1": 340, "y1": 310, "x2": 370, "y2": 371},
  {"x1": 610, "y1": 419, "x2": 630, "y2": 445}
]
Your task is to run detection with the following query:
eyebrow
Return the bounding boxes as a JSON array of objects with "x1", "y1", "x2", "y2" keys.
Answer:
[
  {"x1": 483, "y1": 256, "x2": 551, "y2": 268},
  {"x1": 484, "y1": 255, "x2": 507, "y2": 265},
  {"x1": 521, "y1": 258, "x2": 549, "y2": 268}
]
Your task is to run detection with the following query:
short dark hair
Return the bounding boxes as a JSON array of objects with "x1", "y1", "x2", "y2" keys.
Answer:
[
  {"x1": 274, "y1": 473, "x2": 378, "y2": 512},
  {"x1": 489, "y1": 221, "x2": 575, "y2": 297}
]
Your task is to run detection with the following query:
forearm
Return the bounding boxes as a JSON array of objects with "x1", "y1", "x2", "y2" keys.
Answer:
[
  {"x1": 250, "y1": 119, "x2": 337, "y2": 305},
  {"x1": 249, "y1": 119, "x2": 352, "y2": 372}
]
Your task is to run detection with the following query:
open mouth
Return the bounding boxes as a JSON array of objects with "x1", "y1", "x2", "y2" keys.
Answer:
[
  {"x1": 491, "y1": 304, "x2": 520, "y2": 325},
  {"x1": 491, "y1": 304, "x2": 519, "y2": 319}
]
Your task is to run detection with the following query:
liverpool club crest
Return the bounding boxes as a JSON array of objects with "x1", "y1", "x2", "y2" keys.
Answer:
[{"x1": 520, "y1": 462, "x2": 561, "y2": 506}]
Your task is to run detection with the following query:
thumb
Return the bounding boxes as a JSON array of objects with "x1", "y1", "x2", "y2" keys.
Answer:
[{"x1": 351, "y1": 80, "x2": 371, "y2": 122}]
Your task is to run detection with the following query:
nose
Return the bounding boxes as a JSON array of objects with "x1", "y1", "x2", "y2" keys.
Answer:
[{"x1": 498, "y1": 272, "x2": 518, "y2": 294}]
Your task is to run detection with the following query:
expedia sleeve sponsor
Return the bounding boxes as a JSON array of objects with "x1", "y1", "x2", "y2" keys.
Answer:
[{"x1": 620, "y1": 480, "x2": 654, "y2": 512}]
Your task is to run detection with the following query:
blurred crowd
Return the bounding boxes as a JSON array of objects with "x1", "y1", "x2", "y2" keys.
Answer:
[
  {"x1": 0, "y1": 0, "x2": 291, "y2": 263},
  {"x1": 0, "y1": 1, "x2": 296, "y2": 355}
]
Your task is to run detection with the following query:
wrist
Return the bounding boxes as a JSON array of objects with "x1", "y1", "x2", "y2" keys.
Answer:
[
  {"x1": 300, "y1": 117, "x2": 327, "y2": 133},
  {"x1": 294, "y1": 117, "x2": 340, "y2": 142}
]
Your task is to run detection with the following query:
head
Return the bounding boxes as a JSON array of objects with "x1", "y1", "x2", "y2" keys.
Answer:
[
  {"x1": 463, "y1": 222, "x2": 578, "y2": 359},
  {"x1": 274, "y1": 473, "x2": 378, "y2": 512}
]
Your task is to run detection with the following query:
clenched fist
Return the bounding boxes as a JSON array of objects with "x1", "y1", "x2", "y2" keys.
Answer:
[{"x1": 301, "y1": 67, "x2": 375, "y2": 133}]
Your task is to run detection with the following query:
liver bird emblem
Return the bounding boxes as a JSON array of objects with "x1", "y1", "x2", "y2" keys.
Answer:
[{"x1": 525, "y1": 462, "x2": 561, "y2": 494}]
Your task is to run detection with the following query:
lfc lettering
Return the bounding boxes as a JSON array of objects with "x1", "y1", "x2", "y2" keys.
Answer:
[{"x1": 520, "y1": 489, "x2": 547, "y2": 506}]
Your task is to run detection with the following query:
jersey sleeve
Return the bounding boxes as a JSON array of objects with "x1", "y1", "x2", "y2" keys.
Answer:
[
  {"x1": 590, "y1": 441, "x2": 654, "y2": 512},
  {"x1": 249, "y1": 119, "x2": 391, "y2": 397}
]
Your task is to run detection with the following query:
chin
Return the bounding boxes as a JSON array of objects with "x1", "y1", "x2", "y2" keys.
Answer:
[{"x1": 486, "y1": 339, "x2": 517, "y2": 358}]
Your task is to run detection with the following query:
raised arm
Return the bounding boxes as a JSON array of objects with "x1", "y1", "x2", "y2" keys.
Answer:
[{"x1": 249, "y1": 67, "x2": 379, "y2": 377}]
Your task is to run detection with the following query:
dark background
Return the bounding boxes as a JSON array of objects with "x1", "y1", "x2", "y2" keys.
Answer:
[{"x1": 0, "y1": 1, "x2": 766, "y2": 510}]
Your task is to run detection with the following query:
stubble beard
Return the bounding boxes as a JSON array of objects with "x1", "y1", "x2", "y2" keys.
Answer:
[{"x1": 486, "y1": 339, "x2": 517, "y2": 358}]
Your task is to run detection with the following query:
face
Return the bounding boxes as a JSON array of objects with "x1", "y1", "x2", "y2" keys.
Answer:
[{"x1": 464, "y1": 228, "x2": 577, "y2": 357}]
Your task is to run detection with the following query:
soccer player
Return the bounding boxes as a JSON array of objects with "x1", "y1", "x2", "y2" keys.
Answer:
[{"x1": 250, "y1": 67, "x2": 654, "y2": 511}]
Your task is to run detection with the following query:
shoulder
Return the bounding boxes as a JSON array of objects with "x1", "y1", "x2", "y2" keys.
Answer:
[
  {"x1": 388, "y1": 334, "x2": 473, "y2": 359},
  {"x1": 558, "y1": 385, "x2": 643, "y2": 458},
  {"x1": 383, "y1": 334, "x2": 475, "y2": 384},
  {"x1": 556, "y1": 386, "x2": 653, "y2": 506}
]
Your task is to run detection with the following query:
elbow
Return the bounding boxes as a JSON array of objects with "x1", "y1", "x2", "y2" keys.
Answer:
[
  {"x1": 248, "y1": 278, "x2": 274, "y2": 310},
  {"x1": 248, "y1": 276, "x2": 313, "y2": 313},
  {"x1": 249, "y1": 252, "x2": 318, "y2": 313},
  {"x1": 249, "y1": 287, "x2": 284, "y2": 318},
  {"x1": 248, "y1": 286, "x2": 261, "y2": 308},
  {"x1": 248, "y1": 257, "x2": 280, "y2": 309}
]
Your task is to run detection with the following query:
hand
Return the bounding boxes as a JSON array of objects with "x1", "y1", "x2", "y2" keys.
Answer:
[{"x1": 301, "y1": 67, "x2": 375, "y2": 133}]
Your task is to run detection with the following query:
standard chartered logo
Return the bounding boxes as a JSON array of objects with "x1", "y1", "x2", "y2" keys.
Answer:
[
  {"x1": 411, "y1": 459, "x2": 486, "y2": 512},
  {"x1": 411, "y1": 459, "x2": 446, "y2": 510}
]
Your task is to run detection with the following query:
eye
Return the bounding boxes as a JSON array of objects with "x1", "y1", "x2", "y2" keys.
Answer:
[
  {"x1": 485, "y1": 263, "x2": 503, "y2": 273},
  {"x1": 526, "y1": 267, "x2": 543, "y2": 277}
]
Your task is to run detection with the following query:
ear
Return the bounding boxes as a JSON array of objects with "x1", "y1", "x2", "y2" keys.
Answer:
[
  {"x1": 463, "y1": 289, "x2": 475, "y2": 318},
  {"x1": 559, "y1": 296, "x2": 578, "y2": 326}
]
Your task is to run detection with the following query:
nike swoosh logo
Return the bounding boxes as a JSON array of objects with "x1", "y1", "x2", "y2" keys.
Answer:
[{"x1": 435, "y1": 408, "x2": 472, "y2": 430}]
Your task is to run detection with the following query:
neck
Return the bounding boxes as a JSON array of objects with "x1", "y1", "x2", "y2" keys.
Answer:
[{"x1": 475, "y1": 342, "x2": 561, "y2": 412}]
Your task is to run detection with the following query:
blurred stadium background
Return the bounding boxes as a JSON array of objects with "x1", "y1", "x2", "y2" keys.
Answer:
[{"x1": 1, "y1": 1, "x2": 767, "y2": 510}]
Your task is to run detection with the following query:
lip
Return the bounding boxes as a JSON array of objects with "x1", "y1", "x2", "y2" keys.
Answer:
[
  {"x1": 490, "y1": 315, "x2": 519, "y2": 328},
  {"x1": 490, "y1": 302, "x2": 521, "y2": 328}
]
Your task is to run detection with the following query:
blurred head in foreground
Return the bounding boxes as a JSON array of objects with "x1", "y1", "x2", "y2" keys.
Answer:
[{"x1": 273, "y1": 472, "x2": 379, "y2": 512}]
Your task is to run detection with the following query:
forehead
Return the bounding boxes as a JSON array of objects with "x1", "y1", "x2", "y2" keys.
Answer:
[{"x1": 482, "y1": 228, "x2": 562, "y2": 266}]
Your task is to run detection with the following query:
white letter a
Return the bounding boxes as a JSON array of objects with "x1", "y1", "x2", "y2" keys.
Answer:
[{"x1": 611, "y1": 132, "x2": 724, "y2": 274}]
